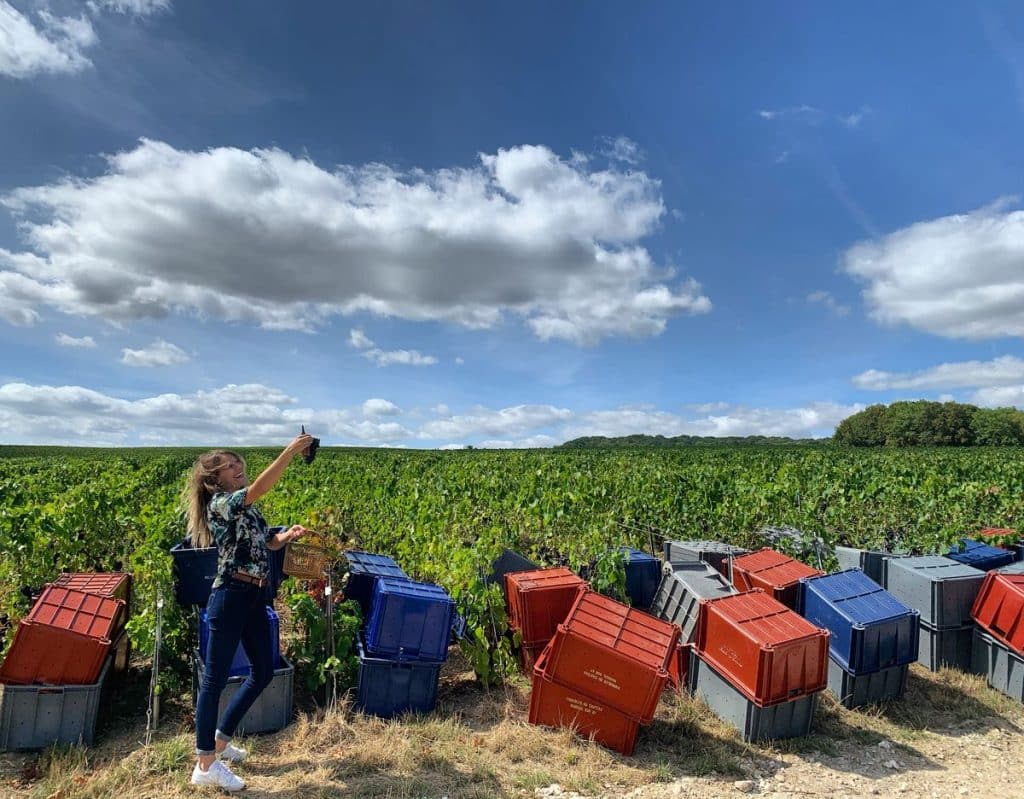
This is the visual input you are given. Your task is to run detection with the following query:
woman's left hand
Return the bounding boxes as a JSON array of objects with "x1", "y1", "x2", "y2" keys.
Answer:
[{"x1": 285, "y1": 525, "x2": 308, "y2": 543}]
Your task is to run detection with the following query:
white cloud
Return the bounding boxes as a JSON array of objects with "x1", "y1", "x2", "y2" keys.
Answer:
[
  {"x1": 362, "y1": 348, "x2": 438, "y2": 367},
  {"x1": 601, "y1": 135, "x2": 643, "y2": 165},
  {"x1": 0, "y1": 382, "x2": 413, "y2": 446},
  {"x1": 120, "y1": 338, "x2": 189, "y2": 367},
  {"x1": 0, "y1": 3, "x2": 96, "y2": 78},
  {"x1": 758, "y1": 105, "x2": 823, "y2": 122},
  {"x1": 562, "y1": 402, "x2": 861, "y2": 440},
  {"x1": 349, "y1": 328, "x2": 374, "y2": 349},
  {"x1": 419, "y1": 405, "x2": 574, "y2": 440},
  {"x1": 807, "y1": 290, "x2": 850, "y2": 317},
  {"x1": 843, "y1": 199, "x2": 1024, "y2": 339},
  {"x1": 0, "y1": 139, "x2": 710, "y2": 345},
  {"x1": 88, "y1": 0, "x2": 169, "y2": 14},
  {"x1": 431, "y1": 404, "x2": 449, "y2": 416},
  {"x1": 56, "y1": 333, "x2": 96, "y2": 348},
  {"x1": 454, "y1": 357, "x2": 464, "y2": 365},
  {"x1": 970, "y1": 386, "x2": 1024, "y2": 407},
  {"x1": 478, "y1": 434, "x2": 559, "y2": 449},
  {"x1": 362, "y1": 398, "x2": 401, "y2": 417},
  {"x1": 852, "y1": 356, "x2": 1024, "y2": 391}
]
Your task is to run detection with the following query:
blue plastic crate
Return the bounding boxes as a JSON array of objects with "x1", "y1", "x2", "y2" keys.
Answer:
[
  {"x1": 354, "y1": 635, "x2": 441, "y2": 718},
  {"x1": 199, "y1": 606, "x2": 281, "y2": 677},
  {"x1": 344, "y1": 551, "x2": 409, "y2": 619},
  {"x1": 798, "y1": 569, "x2": 919, "y2": 674},
  {"x1": 946, "y1": 540, "x2": 1015, "y2": 571},
  {"x1": 366, "y1": 577, "x2": 454, "y2": 661},
  {"x1": 619, "y1": 547, "x2": 661, "y2": 610},
  {"x1": 170, "y1": 540, "x2": 218, "y2": 607}
]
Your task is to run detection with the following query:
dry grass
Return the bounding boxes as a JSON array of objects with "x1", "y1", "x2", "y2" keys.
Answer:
[{"x1": 4, "y1": 657, "x2": 1024, "y2": 799}]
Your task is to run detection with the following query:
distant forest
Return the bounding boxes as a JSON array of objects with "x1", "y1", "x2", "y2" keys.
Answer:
[{"x1": 833, "y1": 401, "x2": 1024, "y2": 447}]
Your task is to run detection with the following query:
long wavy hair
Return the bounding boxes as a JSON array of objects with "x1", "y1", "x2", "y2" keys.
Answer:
[{"x1": 183, "y1": 450, "x2": 245, "y2": 548}]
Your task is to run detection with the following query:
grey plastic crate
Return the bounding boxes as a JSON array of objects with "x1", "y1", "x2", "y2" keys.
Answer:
[
  {"x1": 917, "y1": 621, "x2": 977, "y2": 673},
  {"x1": 650, "y1": 561, "x2": 737, "y2": 643},
  {"x1": 193, "y1": 650, "x2": 294, "y2": 735},
  {"x1": 885, "y1": 556, "x2": 985, "y2": 627},
  {"x1": 996, "y1": 561, "x2": 1024, "y2": 575},
  {"x1": 0, "y1": 656, "x2": 111, "y2": 752},
  {"x1": 972, "y1": 628, "x2": 1024, "y2": 701},
  {"x1": 834, "y1": 546, "x2": 910, "y2": 588},
  {"x1": 826, "y1": 657, "x2": 907, "y2": 709},
  {"x1": 663, "y1": 540, "x2": 749, "y2": 576},
  {"x1": 688, "y1": 651, "x2": 816, "y2": 742}
]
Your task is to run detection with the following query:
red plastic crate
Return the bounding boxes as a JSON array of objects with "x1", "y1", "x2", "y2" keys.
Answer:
[
  {"x1": 505, "y1": 568, "x2": 586, "y2": 645},
  {"x1": 52, "y1": 572, "x2": 132, "y2": 607},
  {"x1": 972, "y1": 572, "x2": 1024, "y2": 655},
  {"x1": 0, "y1": 620, "x2": 111, "y2": 685},
  {"x1": 731, "y1": 548, "x2": 824, "y2": 609},
  {"x1": 544, "y1": 589, "x2": 679, "y2": 722},
  {"x1": 666, "y1": 642, "x2": 692, "y2": 692},
  {"x1": 26, "y1": 585, "x2": 125, "y2": 640},
  {"x1": 695, "y1": 589, "x2": 829, "y2": 707},
  {"x1": 529, "y1": 645, "x2": 639, "y2": 755}
]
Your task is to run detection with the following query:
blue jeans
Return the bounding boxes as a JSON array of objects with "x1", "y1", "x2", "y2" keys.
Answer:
[{"x1": 195, "y1": 579, "x2": 274, "y2": 754}]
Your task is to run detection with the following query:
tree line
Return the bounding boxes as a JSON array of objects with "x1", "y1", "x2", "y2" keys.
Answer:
[{"x1": 833, "y1": 401, "x2": 1024, "y2": 447}]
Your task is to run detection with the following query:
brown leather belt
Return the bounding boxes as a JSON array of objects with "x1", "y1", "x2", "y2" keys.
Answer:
[{"x1": 231, "y1": 571, "x2": 267, "y2": 588}]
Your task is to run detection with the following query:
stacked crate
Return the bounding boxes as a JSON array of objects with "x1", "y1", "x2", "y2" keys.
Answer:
[
  {"x1": 971, "y1": 571, "x2": 1024, "y2": 701},
  {"x1": 692, "y1": 589, "x2": 828, "y2": 742},
  {"x1": 0, "y1": 575, "x2": 129, "y2": 751},
  {"x1": 730, "y1": 548, "x2": 824, "y2": 609},
  {"x1": 617, "y1": 548, "x2": 660, "y2": 610},
  {"x1": 799, "y1": 570, "x2": 919, "y2": 708},
  {"x1": 505, "y1": 567, "x2": 586, "y2": 672},
  {"x1": 650, "y1": 561, "x2": 737, "y2": 690},
  {"x1": 343, "y1": 551, "x2": 408, "y2": 620},
  {"x1": 946, "y1": 540, "x2": 1016, "y2": 571},
  {"x1": 663, "y1": 539, "x2": 749, "y2": 579},
  {"x1": 356, "y1": 576, "x2": 455, "y2": 718},
  {"x1": 834, "y1": 546, "x2": 910, "y2": 589},
  {"x1": 529, "y1": 589, "x2": 679, "y2": 754},
  {"x1": 885, "y1": 556, "x2": 985, "y2": 671}
]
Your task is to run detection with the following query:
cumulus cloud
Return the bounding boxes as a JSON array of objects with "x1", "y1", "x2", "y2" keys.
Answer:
[
  {"x1": 120, "y1": 338, "x2": 189, "y2": 367},
  {"x1": 0, "y1": 0, "x2": 167, "y2": 80},
  {"x1": 843, "y1": 199, "x2": 1024, "y2": 339},
  {"x1": 601, "y1": 135, "x2": 643, "y2": 165},
  {"x1": 852, "y1": 356, "x2": 1024, "y2": 391},
  {"x1": 970, "y1": 386, "x2": 1024, "y2": 407},
  {"x1": 347, "y1": 328, "x2": 437, "y2": 367},
  {"x1": 0, "y1": 382, "x2": 414, "y2": 446},
  {"x1": 0, "y1": 139, "x2": 710, "y2": 344},
  {"x1": 419, "y1": 405, "x2": 574, "y2": 440},
  {"x1": 562, "y1": 402, "x2": 861, "y2": 440},
  {"x1": 56, "y1": 333, "x2": 96, "y2": 348},
  {"x1": 362, "y1": 398, "x2": 401, "y2": 417},
  {"x1": 807, "y1": 290, "x2": 850, "y2": 317},
  {"x1": 0, "y1": 3, "x2": 96, "y2": 78}
]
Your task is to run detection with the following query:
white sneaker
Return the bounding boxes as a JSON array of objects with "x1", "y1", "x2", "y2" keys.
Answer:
[
  {"x1": 191, "y1": 759, "x2": 245, "y2": 791},
  {"x1": 217, "y1": 742, "x2": 247, "y2": 763}
]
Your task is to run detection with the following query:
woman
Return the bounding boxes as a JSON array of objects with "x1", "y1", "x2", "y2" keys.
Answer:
[{"x1": 185, "y1": 433, "x2": 314, "y2": 791}]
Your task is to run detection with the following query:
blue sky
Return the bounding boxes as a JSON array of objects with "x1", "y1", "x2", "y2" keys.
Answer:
[{"x1": 1, "y1": 1, "x2": 1024, "y2": 447}]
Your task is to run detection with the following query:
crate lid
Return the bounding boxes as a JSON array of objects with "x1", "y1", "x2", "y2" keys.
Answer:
[
  {"x1": 52, "y1": 573, "x2": 130, "y2": 596},
  {"x1": 701, "y1": 589, "x2": 826, "y2": 647},
  {"x1": 733, "y1": 548, "x2": 823, "y2": 587},
  {"x1": 345, "y1": 551, "x2": 404, "y2": 575},
  {"x1": 663, "y1": 561, "x2": 735, "y2": 599},
  {"x1": 801, "y1": 569, "x2": 915, "y2": 624},
  {"x1": 618, "y1": 547, "x2": 658, "y2": 564},
  {"x1": 886, "y1": 555, "x2": 986, "y2": 581},
  {"x1": 666, "y1": 539, "x2": 748, "y2": 555},
  {"x1": 375, "y1": 576, "x2": 452, "y2": 602},
  {"x1": 27, "y1": 586, "x2": 124, "y2": 639},
  {"x1": 505, "y1": 567, "x2": 583, "y2": 591},
  {"x1": 561, "y1": 589, "x2": 678, "y2": 669},
  {"x1": 947, "y1": 539, "x2": 1015, "y2": 566}
]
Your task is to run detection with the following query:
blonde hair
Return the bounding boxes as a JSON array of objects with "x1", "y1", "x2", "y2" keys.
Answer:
[{"x1": 183, "y1": 450, "x2": 246, "y2": 548}]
